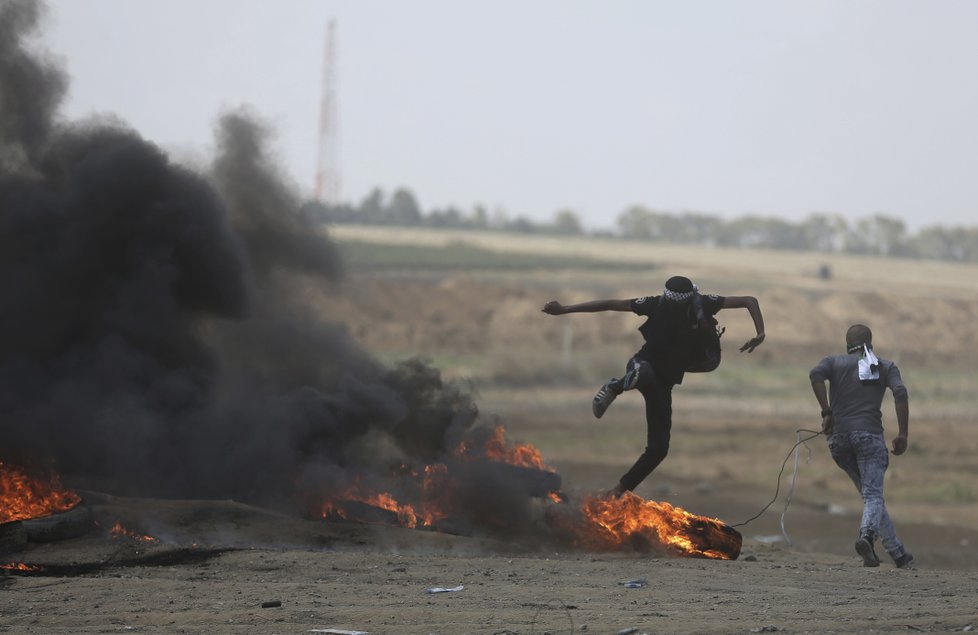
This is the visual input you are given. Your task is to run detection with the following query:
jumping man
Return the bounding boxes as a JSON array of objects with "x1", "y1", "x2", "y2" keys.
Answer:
[{"x1": 542, "y1": 275, "x2": 765, "y2": 497}]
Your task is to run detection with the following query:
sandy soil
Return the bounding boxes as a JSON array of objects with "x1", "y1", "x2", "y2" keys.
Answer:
[{"x1": 3, "y1": 463, "x2": 978, "y2": 635}]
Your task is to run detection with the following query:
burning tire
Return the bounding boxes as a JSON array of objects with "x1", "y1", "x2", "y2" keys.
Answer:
[
  {"x1": 20, "y1": 504, "x2": 94, "y2": 543},
  {"x1": 574, "y1": 493, "x2": 743, "y2": 560}
]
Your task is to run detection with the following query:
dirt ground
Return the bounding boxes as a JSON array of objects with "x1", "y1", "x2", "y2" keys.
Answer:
[
  {"x1": 3, "y1": 472, "x2": 978, "y2": 635},
  {"x1": 4, "y1": 232, "x2": 978, "y2": 634}
]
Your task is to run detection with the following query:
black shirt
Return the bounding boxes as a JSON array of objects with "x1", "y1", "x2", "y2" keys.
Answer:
[{"x1": 629, "y1": 293, "x2": 725, "y2": 386}]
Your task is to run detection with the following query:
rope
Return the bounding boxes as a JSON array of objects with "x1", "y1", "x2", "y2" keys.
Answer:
[
  {"x1": 779, "y1": 429, "x2": 815, "y2": 545},
  {"x1": 730, "y1": 428, "x2": 822, "y2": 530}
]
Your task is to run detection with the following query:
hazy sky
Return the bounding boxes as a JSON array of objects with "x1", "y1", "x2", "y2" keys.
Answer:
[{"x1": 36, "y1": 0, "x2": 978, "y2": 231}]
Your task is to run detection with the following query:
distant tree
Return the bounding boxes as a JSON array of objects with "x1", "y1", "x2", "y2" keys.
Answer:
[
  {"x1": 359, "y1": 187, "x2": 386, "y2": 224},
  {"x1": 471, "y1": 205, "x2": 489, "y2": 229},
  {"x1": 913, "y1": 225, "x2": 978, "y2": 262},
  {"x1": 713, "y1": 216, "x2": 779, "y2": 248},
  {"x1": 328, "y1": 183, "x2": 978, "y2": 264},
  {"x1": 506, "y1": 216, "x2": 538, "y2": 233},
  {"x1": 551, "y1": 209, "x2": 583, "y2": 235},
  {"x1": 716, "y1": 215, "x2": 769, "y2": 248},
  {"x1": 617, "y1": 205, "x2": 662, "y2": 240},
  {"x1": 765, "y1": 217, "x2": 808, "y2": 249},
  {"x1": 801, "y1": 214, "x2": 848, "y2": 252},
  {"x1": 388, "y1": 188, "x2": 423, "y2": 226},
  {"x1": 426, "y1": 206, "x2": 464, "y2": 228},
  {"x1": 676, "y1": 212, "x2": 722, "y2": 244},
  {"x1": 489, "y1": 207, "x2": 510, "y2": 230},
  {"x1": 844, "y1": 214, "x2": 909, "y2": 256}
]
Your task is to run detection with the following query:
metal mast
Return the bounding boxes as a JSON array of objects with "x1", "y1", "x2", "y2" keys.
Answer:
[{"x1": 314, "y1": 20, "x2": 340, "y2": 204}]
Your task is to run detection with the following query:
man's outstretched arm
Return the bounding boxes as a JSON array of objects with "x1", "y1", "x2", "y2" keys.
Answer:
[
  {"x1": 542, "y1": 299, "x2": 633, "y2": 315},
  {"x1": 721, "y1": 295, "x2": 766, "y2": 352}
]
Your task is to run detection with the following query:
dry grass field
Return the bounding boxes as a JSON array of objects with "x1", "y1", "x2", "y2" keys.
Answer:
[
  {"x1": 5, "y1": 225, "x2": 978, "y2": 634},
  {"x1": 324, "y1": 224, "x2": 978, "y2": 528}
]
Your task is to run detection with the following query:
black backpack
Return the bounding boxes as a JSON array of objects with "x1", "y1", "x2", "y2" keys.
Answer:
[{"x1": 685, "y1": 293, "x2": 725, "y2": 373}]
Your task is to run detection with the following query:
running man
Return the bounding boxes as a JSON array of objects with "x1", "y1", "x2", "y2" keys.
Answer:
[{"x1": 810, "y1": 323, "x2": 914, "y2": 569}]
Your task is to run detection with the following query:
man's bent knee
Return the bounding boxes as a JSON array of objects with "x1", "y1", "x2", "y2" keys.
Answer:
[{"x1": 623, "y1": 359, "x2": 656, "y2": 391}]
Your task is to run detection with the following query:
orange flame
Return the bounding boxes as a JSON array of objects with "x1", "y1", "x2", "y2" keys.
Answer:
[
  {"x1": 577, "y1": 492, "x2": 741, "y2": 559},
  {"x1": 317, "y1": 466, "x2": 456, "y2": 529},
  {"x1": 318, "y1": 480, "x2": 425, "y2": 528},
  {"x1": 313, "y1": 425, "x2": 550, "y2": 530},
  {"x1": 109, "y1": 522, "x2": 158, "y2": 543},
  {"x1": 0, "y1": 562, "x2": 40, "y2": 572},
  {"x1": 455, "y1": 425, "x2": 552, "y2": 471},
  {"x1": 0, "y1": 461, "x2": 81, "y2": 523}
]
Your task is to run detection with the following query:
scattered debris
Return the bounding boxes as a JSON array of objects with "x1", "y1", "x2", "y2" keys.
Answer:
[
  {"x1": 827, "y1": 503, "x2": 848, "y2": 516},
  {"x1": 962, "y1": 625, "x2": 974, "y2": 632},
  {"x1": 750, "y1": 627, "x2": 779, "y2": 633},
  {"x1": 617, "y1": 628, "x2": 639, "y2": 635},
  {"x1": 425, "y1": 584, "x2": 464, "y2": 594},
  {"x1": 261, "y1": 600, "x2": 282, "y2": 608},
  {"x1": 618, "y1": 578, "x2": 647, "y2": 588},
  {"x1": 309, "y1": 630, "x2": 369, "y2": 635}
]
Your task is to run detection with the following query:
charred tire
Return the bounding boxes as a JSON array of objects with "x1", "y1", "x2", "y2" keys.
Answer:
[
  {"x1": 0, "y1": 521, "x2": 28, "y2": 553},
  {"x1": 21, "y1": 505, "x2": 94, "y2": 543}
]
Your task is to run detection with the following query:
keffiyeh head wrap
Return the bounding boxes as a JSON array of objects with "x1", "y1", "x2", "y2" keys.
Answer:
[
  {"x1": 663, "y1": 286, "x2": 697, "y2": 302},
  {"x1": 663, "y1": 276, "x2": 698, "y2": 303}
]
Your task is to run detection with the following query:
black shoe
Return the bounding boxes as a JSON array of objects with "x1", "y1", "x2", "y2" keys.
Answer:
[
  {"x1": 894, "y1": 552, "x2": 914, "y2": 570},
  {"x1": 855, "y1": 536, "x2": 881, "y2": 567},
  {"x1": 592, "y1": 379, "x2": 621, "y2": 419}
]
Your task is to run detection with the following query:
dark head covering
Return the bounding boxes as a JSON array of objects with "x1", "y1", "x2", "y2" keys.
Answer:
[
  {"x1": 846, "y1": 324, "x2": 873, "y2": 353},
  {"x1": 663, "y1": 276, "x2": 696, "y2": 303},
  {"x1": 665, "y1": 276, "x2": 694, "y2": 292}
]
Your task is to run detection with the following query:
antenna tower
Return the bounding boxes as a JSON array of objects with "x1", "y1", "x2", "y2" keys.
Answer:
[{"x1": 314, "y1": 20, "x2": 340, "y2": 204}]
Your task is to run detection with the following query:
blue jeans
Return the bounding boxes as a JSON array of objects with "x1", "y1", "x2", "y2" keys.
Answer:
[{"x1": 827, "y1": 430, "x2": 907, "y2": 560}]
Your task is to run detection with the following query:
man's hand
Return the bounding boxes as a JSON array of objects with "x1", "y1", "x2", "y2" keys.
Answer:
[
  {"x1": 542, "y1": 300, "x2": 564, "y2": 315},
  {"x1": 891, "y1": 434, "x2": 908, "y2": 455},
  {"x1": 821, "y1": 414, "x2": 834, "y2": 435},
  {"x1": 740, "y1": 333, "x2": 765, "y2": 353}
]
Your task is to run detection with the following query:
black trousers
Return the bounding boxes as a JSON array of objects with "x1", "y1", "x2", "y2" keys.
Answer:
[{"x1": 617, "y1": 357, "x2": 674, "y2": 492}]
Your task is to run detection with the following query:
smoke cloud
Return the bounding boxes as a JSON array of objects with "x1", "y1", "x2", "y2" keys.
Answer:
[{"x1": 0, "y1": 0, "x2": 553, "y2": 539}]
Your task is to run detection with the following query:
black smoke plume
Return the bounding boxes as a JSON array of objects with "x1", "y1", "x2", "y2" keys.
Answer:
[{"x1": 0, "y1": 0, "x2": 552, "y2": 538}]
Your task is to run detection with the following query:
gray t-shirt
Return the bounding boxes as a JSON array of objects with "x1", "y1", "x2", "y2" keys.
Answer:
[{"x1": 809, "y1": 353, "x2": 908, "y2": 435}]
